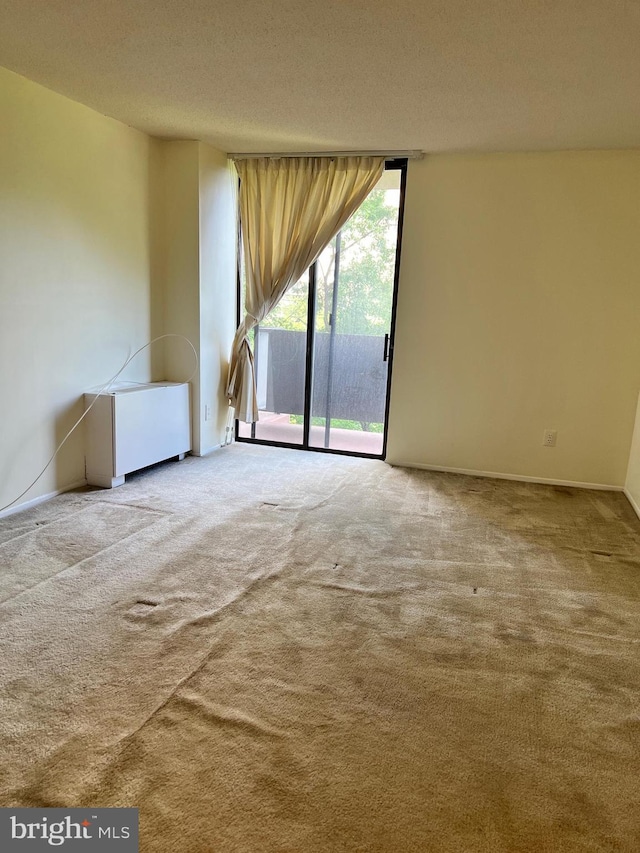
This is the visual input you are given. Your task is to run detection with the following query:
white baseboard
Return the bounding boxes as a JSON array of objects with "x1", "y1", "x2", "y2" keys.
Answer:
[
  {"x1": 0, "y1": 479, "x2": 88, "y2": 520},
  {"x1": 193, "y1": 443, "x2": 223, "y2": 458},
  {"x1": 623, "y1": 488, "x2": 640, "y2": 520},
  {"x1": 388, "y1": 461, "x2": 623, "y2": 492}
]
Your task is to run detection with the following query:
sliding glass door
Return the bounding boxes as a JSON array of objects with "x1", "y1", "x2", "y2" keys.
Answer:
[{"x1": 237, "y1": 159, "x2": 406, "y2": 458}]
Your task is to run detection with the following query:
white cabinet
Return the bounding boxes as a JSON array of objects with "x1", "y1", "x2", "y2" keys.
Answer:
[{"x1": 84, "y1": 382, "x2": 191, "y2": 488}]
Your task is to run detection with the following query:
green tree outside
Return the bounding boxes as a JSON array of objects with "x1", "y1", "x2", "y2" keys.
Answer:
[{"x1": 264, "y1": 187, "x2": 399, "y2": 334}]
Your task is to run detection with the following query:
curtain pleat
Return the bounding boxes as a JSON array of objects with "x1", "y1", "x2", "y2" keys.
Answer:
[{"x1": 227, "y1": 155, "x2": 385, "y2": 423}]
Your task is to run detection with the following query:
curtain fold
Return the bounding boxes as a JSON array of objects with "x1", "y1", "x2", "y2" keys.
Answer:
[{"x1": 227, "y1": 155, "x2": 385, "y2": 423}]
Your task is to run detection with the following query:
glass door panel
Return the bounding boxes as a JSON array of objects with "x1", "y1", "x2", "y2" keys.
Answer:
[
  {"x1": 236, "y1": 272, "x2": 310, "y2": 445},
  {"x1": 308, "y1": 170, "x2": 402, "y2": 453}
]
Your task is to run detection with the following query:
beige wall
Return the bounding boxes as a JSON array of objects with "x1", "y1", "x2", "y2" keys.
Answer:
[
  {"x1": 198, "y1": 144, "x2": 237, "y2": 453},
  {"x1": 158, "y1": 141, "x2": 237, "y2": 455},
  {"x1": 0, "y1": 67, "x2": 159, "y2": 514},
  {"x1": 625, "y1": 393, "x2": 640, "y2": 516},
  {"x1": 158, "y1": 141, "x2": 202, "y2": 450},
  {"x1": 387, "y1": 151, "x2": 640, "y2": 486}
]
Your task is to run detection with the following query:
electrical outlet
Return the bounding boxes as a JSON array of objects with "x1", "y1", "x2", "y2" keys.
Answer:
[
  {"x1": 543, "y1": 429, "x2": 557, "y2": 447},
  {"x1": 204, "y1": 404, "x2": 211, "y2": 422}
]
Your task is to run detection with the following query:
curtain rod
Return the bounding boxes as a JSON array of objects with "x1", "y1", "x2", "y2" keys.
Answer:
[{"x1": 230, "y1": 150, "x2": 424, "y2": 160}]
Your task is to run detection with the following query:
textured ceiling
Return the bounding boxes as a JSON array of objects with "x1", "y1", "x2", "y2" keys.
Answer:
[{"x1": 1, "y1": 0, "x2": 639, "y2": 154}]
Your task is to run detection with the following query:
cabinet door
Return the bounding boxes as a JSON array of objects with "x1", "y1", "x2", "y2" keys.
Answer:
[{"x1": 113, "y1": 385, "x2": 191, "y2": 477}]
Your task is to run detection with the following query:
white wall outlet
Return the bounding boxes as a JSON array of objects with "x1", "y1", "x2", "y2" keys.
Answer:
[
  {"x1": 204, "y1": 404, "x2": 211, "y2": 422},
  {"x1": 543, "y1": 429, "x2": 557, "y2": 447}
]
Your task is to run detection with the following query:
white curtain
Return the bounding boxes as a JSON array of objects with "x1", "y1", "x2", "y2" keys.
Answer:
[{"x1": 227, "y1": 155, "x2": 385, "y2": 423}]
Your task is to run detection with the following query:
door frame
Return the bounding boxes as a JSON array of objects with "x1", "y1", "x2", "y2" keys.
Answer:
[{"x1": 235, "y1": 157, "x2": 408, "y2": 460}]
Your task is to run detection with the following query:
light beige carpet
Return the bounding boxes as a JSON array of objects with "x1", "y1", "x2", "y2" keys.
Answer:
[{"x1": 1, "y1": 444, "x2": 639, "y2": 852}]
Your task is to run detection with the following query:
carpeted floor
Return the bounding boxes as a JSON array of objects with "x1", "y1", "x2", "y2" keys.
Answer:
[{"x1": 1, "y1": 444, "x2": 639, "y2": 852}]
